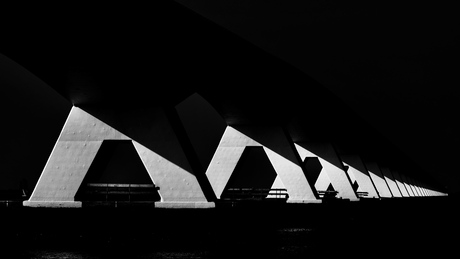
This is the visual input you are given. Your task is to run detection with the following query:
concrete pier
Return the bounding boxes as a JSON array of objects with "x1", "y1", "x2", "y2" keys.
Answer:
[
  {"x1": 391, "y1": 170, "x2": 410, "y2": 197},
  {"x1": 294, "y1": 143, "x2": 358, "y2": 201},
  {"x1": 24, "y1": 107, "x2": 214, "y2": 208},
  {"x1": 341, "y1": 155, "x2": 379, "y2": 198},
  {"x1": 365, "y1": 162, "x2": 393, "y2": 198},
  {"x1": 380, "y1": 167, "x2": 402, "y2": 197},
  {"x1": 206, "y1": 126, "x2": 319, "y2": 203}
]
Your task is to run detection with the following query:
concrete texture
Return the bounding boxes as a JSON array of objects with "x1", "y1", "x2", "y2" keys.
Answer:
[
  {"x1": 206, "y1": 126, "x2": 319, "y2": 203},
  {"x1": 407, "y1": 177, "x2": 423, "y2": 196},
  {"x1": 295, "y1": 143, "x2": 358, "y2": 201},
  {"x1": 20, "y1": 105, "x2": 444, "y2": 208},
  {"x1": 380, "y1": 167, "x2": 402, "y2": 197},
  {"x1": 341, "y1": 155, "x2": 379, "y2": 198},
  {"x1": 391, "y1": 171, "x2": 410, "y2": 197},
  {"x1": 23, "y1": 201, "x2": 82, "y2": 208},
  {"x1": 1, "y1": 1, "x2": 449, "y2": 201},
  {"x1": 314, "y1": 171, "x2": 332, "y2": 194},
  {"x1": 365, "y1": 163, "x2": 393, "y2": 198},
  {"x1": 133, "y1": 142, "x2": 209, "y2": 203},
  {"x1": 416, "y1": 179, "x2": 428, "y2": 196},
  {"x1": 24, "y1": 107, "x2": 213, "y2": 208},
  {"x1": 154, "y1": 202, "x2": 215, "y2": 209},
  {"x1": 414, "y1": 179, "x2": 427, "y2": 196},
  {"x1": 400, "y1": 174, "x2": 416, "y2": 197}
]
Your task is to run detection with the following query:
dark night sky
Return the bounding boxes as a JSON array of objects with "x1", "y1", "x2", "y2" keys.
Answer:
[
  {"x1": 175, "y1": 0, "x2": 460, "y2": 192},
  {"x1": 0, "y1": 54, "x2": 71, "y2": 190},
  {"x1": 0, "y1": 1, "x2": 458, "y2": 193}
]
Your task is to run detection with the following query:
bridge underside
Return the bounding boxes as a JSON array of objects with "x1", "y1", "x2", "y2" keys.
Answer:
[{"x1": 0, "y1": 2, "x2": 446, "y2": 208}]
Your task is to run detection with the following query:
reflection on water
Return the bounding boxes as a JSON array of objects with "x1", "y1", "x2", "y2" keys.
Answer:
[
  {"x1": 27, "y1": 250, "x2": 91, "y2": 259},
  {"x1": 5, "y1": 227, "x2": 319, "y2": 259},
  {"x1": 25, "y1": 250, "x2": 207, "y2": 259},
  {"x1": 2, "y1": 198, "x2": 455, "y2": 259}
]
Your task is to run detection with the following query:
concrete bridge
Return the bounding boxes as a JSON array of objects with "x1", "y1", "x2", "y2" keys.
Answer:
[
  {"x1": 20, "y1": 105, "x2": 445, "y2": 208},
  {"x1": 1, "y1": 2, "x2": 446, "y2": 208}
]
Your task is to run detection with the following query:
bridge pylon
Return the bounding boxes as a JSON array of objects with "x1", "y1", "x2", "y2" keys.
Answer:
[{"x1": 23, "y1": 106, "x2": 214, "y2": 208}]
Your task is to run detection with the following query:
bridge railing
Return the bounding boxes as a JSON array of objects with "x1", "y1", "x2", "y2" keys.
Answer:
[
  {"x1": 78, "y1": 183, "x2": 160, "y2": 202},
  {"x1": 317, "y1": 190, "x2": 338, "y2": 199},
  {"x1": 222, "y1": 188, "x2": 289, "y2": 201},
  {"x1": 317, "y1": 190, "x2": 369, "y2": 199},
  {"x1": 356, "y1": 191, "x2": 369, "y2": 198}
]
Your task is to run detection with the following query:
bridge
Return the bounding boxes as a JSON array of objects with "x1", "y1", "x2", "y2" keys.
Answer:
[
  {"x1": 16, "y1": 103, "x2": 446, "y2": 208},
  {"x1": 0, "y1": 2, "x2": 447, "y2": 209}
]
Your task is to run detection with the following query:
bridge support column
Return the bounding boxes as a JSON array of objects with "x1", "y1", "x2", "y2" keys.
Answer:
[
  {"x1": 364, "y1": 162, "x2": 392, "y2": 198},
  {"x1": 400, "y1": 174, "x2": 416, "y2": 197},
  {"x1": 24, "y1": 106, "x2": 214, "y2": 208},
  {"x1": 380, "y1": 167, "x2": 402, "y2": 197},
  {"x1": 416, "y1": 180, "x2": 428, "y2": 196},
  {"x1": 295, "y1": 143, "x2": 358, "y2": 201},
  {"x1": 392, "y1": 170, "x2": 410, "y2": 197},
  {"x1": 341, "y1": 155, "x2": 379, "y2": 198},
  {"x1": 206, "y1": 125, "x2": 319, "y2": 203},
  {"x1": 407, "y1": 177, "x2": 422, "y2": 197}
]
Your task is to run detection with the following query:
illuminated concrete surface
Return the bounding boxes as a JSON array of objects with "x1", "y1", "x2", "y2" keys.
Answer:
[
  {"x1": 380, "y1": 168, "x2": 402, "y2": 197},
  {"x1": 20, "y1": 106, "x2": 447, "y2": 207},
  {"x1": 400, "y1": 174, "x2": 416, "y2": 197},
  {"x1": 294, "y1": 143, "x2": 358, "y2": 201},
  {"x1": 364, "y1": 162, "x2": 392, "y2": 198},
  {"x1": 24, "y1": 107, "x2": 213, "y2": 208},
  {"x1": 341, "y1": 155, "x2": 379, "y2": 198},
  {"x1": 408, "y1": 179, "x2": 420, "y2": 196},
  {"x1": 391, "y1": 171, "x2": 410, "y2": 197},
  {"x1": 206, "y1": 126, "x2": 319, "y2": 203},
  {"x1": 415, "y1": 179, "x2": 428, "y2": 196},
  {"x1": 413, "y1": 179, "x2": 425, "y2": 196},
  {"x1": 408, "y1": 177, "x2": 423, "y2": 196},
  {"x1": 416, "y1": 179, "x2": 427, "y2": 196}
]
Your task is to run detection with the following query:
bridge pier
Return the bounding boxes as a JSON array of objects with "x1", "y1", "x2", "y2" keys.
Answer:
[
  {"x1": 23, "y1": 106, "x2": 214, "y2": 208},
  {"x1": 206, "y1": 125, "x2": 320, "y2": 203},
  {"x1": 407, "y1": 177, "x2": 423, "y2": 196},
  {"x1": 21, "y1": 107, "x2": 446, "y2": 208},
  {"x1": 380, "y1": 167, "x2": 402, "y2": 197},
  {"x1": 341, "y1": 155, "x2": 379, "y2": 198},
  {"x1": 294, "y1": 143, "x2": 359, "y2": 201},
  {"x1": 399, "y1": 173, "x2": 416, "y2": 197},
  {"x1": 391, "y1": 170, "x2": 410, "y2": 197},
  {"x1": 364, "y1": 162, "x2": 392, "y2": 198}
]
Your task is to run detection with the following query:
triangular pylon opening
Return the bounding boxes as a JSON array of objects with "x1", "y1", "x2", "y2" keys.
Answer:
[
  {"x1": 321, "y1": 183, "x2": 338, "y2": 199},
  {"x1": 221, "y1": 146, "x2": 278, "y2": 200},
  {"x1": 75, "y1": 140, "x2": 161, "y2": 203},
  {"x1": 302, "y1": 157, "x2": 322, "y2": 184},
  {"x1": 352, "y1": 180, "x2": 359, "y2": 192},
  {"x1": 326, "y1": 183, "x2": 335, "y2": 192}
]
